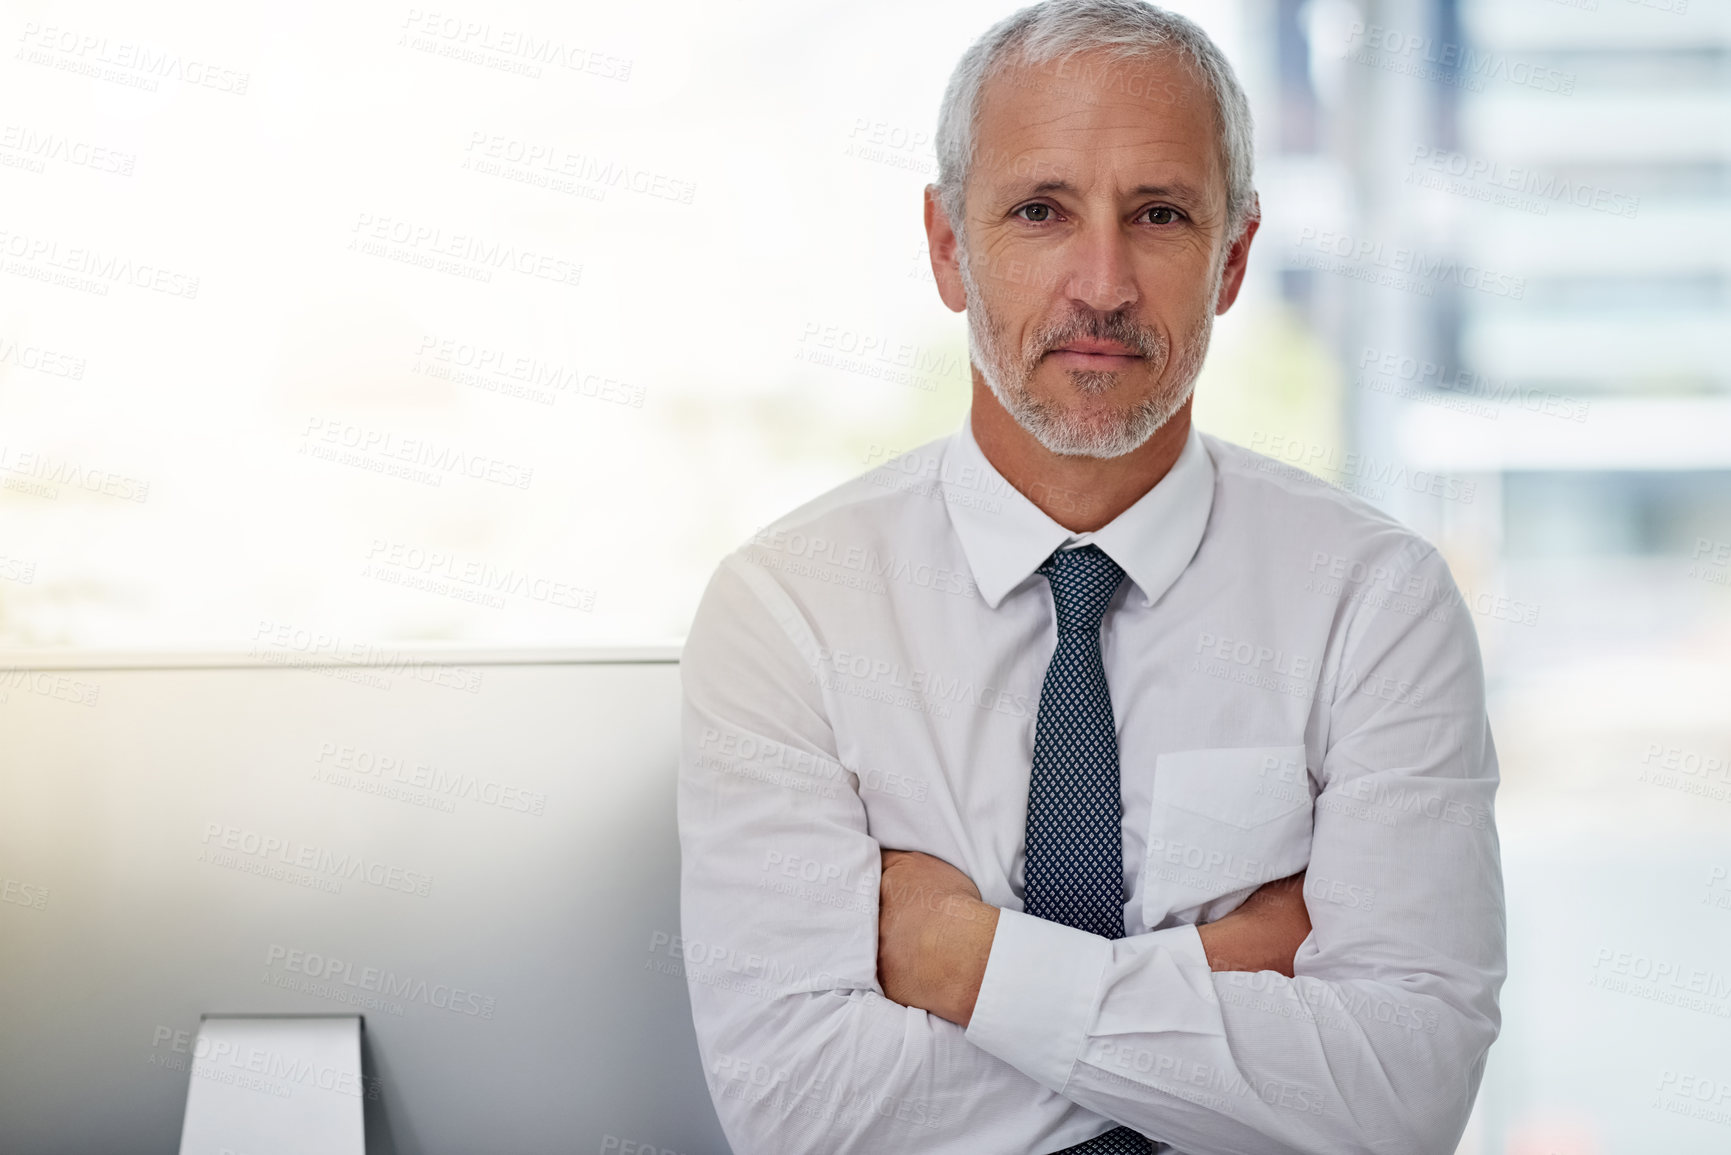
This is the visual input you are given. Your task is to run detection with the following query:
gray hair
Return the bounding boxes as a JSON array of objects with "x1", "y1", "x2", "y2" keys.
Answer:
[{"x1": 935, "y1": 0, "x2": 1257, "y2": 245}]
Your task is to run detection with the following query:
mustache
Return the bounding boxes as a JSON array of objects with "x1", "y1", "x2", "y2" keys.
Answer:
[{"x1": 1029, "y1": 309, "x2": 1165, "y2": 361}]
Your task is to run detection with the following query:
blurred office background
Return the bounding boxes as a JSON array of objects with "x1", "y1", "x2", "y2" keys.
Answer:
[{"x1": 2, "y1": 0, "x2": 1728, "y2": 1150}]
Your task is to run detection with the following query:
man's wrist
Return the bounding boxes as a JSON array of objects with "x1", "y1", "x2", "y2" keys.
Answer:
[{"x1": 941, "y1": 899, "x2": 999, "y2": 1026}]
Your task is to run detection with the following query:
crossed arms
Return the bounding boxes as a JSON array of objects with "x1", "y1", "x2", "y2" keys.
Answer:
[{"x1": 876, "y1": 849, "x2": 1314, "y2": 1030}]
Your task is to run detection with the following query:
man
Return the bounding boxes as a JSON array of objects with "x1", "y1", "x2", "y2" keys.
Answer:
[{"x1": 677, "y1": 2, "x2": 1506, "y2": 1152}]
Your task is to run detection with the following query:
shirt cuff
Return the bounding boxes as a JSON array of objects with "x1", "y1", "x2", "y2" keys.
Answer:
[
  {"x1": 964, "y1": 907, "x2": 1113, "y2": 1095},
  {"x1": 1088, "y1": 922, "x2": 1221, "y2": 1040}
]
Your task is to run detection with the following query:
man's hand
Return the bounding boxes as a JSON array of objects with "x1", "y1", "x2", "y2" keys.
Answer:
[
  {"x1": 877, "y1": 849, "x2": 1000, "y2": 1027},
  {"x1": 1195, "y1": 871, "x2": 1312, "y2": 976}
]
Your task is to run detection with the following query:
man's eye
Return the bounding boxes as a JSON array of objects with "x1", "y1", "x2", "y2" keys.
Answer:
[
  {"x1": 1016, "y1": 203, "x2": 1055, "y2": 223},
  {"x1": 1144, "y1": 206, "x2": 1180, "y2": 225}
]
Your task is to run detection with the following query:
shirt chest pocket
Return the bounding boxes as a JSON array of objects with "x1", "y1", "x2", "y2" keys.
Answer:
[{"x1": 1140, "y1": 745, "x2": 1314, "y2": 929}]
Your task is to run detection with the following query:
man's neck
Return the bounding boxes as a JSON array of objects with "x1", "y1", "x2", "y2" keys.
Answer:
[{"x1": 969, "y1": 375, "x2": 1193, "y2": 533}]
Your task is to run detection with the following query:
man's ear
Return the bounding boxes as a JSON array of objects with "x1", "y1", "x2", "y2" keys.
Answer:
[
  {"x1": 924, "y1": 185, "x2": 969, "y2": 314},
  {"x1": 1214, "y1": 193, "x2": 1260, "y2": 315}
]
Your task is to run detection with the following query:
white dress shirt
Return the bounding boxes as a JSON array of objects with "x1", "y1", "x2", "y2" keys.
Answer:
[{"x1": 676, "y1": 414, "x2": 1506, "y2": 1155}]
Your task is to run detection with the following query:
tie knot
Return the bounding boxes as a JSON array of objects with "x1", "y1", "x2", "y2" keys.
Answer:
[{"x1": 1037, "y1": 544, "x2": 1125, "y2": 634}]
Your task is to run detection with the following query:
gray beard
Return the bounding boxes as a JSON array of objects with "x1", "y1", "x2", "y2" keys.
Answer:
[{"x1": 958, "y1": 245, "x2": 1221, "y2": 459}]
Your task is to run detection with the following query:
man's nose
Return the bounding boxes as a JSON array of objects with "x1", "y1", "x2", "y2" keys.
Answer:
[{"x1": 1063, "y1": 222, "x2": 1138, "y2": 314}]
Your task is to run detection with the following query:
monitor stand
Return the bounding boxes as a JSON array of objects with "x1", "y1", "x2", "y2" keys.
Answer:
[{"x1": 176, "y1": 1014, "x2": 367, "y2": 1155}]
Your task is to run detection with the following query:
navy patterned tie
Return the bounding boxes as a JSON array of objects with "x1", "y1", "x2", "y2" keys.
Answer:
[{"x1": 1025, "y1": 545, "x2": 1152, "y2": 1155}]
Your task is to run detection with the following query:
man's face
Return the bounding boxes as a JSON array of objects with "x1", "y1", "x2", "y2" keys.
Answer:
[{"x1": 945, "y1": 47, "x2": 1246, "y2": 459}]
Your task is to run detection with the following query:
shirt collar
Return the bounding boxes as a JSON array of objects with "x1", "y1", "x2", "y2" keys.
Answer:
[{"x1": 942, "y1": 412, "x2": 1216, "y2": 610}]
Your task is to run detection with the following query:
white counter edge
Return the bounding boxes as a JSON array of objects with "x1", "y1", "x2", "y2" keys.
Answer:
[{"x1": 0, "y1": 643, "x2": 685, "y2": 671}]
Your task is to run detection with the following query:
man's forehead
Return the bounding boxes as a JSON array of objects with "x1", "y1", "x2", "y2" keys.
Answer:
[{"x1": 971, "y1": 133, "x2": 1222, "y2": 206}]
